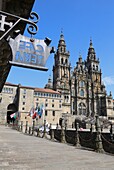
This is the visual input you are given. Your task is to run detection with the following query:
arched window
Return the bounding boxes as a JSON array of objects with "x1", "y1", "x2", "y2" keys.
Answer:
[
  {"x1": 96, "y1": 65, "x2": 98, "y2": 71},
  {"x1": 61, "y1": 58, "x2": 63, "y2": 64},
  {"x1": 80, "y1": 81, "x2": 85, "y2": 87},
  {"x1": 78, "y1": 103, "x2": 86, "y2": 115},
  {"x1": 67, "y1": 96, "x2": 69, "y2": 102},
  {"x1": 93, "y1": 65, "x2": 95, "y2": 70},
  {"x1": 65, "y1": 59, "x2": 68, "y2": 64},
  {"x1": 80, "y1": 89, "x2": 84, "y2": 96}
]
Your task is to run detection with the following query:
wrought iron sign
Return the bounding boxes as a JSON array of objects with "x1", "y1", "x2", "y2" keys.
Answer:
[{"x1": 0, "y1": 10, "x2": 54, "y2": 71}]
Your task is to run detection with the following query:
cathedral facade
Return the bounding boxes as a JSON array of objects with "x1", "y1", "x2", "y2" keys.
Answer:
[{"x1": 52, "y1": 32, "x2": 114, "y2": 123}]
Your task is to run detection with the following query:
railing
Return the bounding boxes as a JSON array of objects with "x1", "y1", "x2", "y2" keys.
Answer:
[{"x1": 6, "y1": 116, "x2": 114, "y2": 155}]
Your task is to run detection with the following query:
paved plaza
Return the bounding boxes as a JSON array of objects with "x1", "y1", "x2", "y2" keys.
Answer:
[{"x1": 0, "y1": 126, "x2": 114, "y2": 170}]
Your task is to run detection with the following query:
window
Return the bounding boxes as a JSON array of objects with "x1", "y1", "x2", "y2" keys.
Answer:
[
  {"x1": 108, "y1": 100, "x2": 111, "y2": 105},
  {"x1": 80, "y1": 81, "x2": 85, "y2": 87},
  {"x1": 96, "y1": 65, "x2": 98, "y2": 71},
  {"x1": 23, "y1": 95, "x2": 25, "y2": 98},
  {"x1": 36, "y1": 98, "x2": 39, "y2": 101},
  {"x1": 23, "y1": 89, "x2": 26, "y2": 94},
  {"x1": 59, "y1": 104, "x2": 61, "y2": 108},
  {"x1": 61, "y1": 58, "x2": 63, "y2": 64},
  {"x1": 93, "y1": 65, "x2": 95, "y2": 70},
  {"x1": 59, "y1": 100, "x2": 61, "y2": 103},
  {"x1": 36, "y1": 103, "x2": 38, "y2": 107},
  {"x1": 45, "y1": 110, "x2": 47, "y2": 116},
  {"x1": 22, "y1": 107, "x2": 25, "y2": 110},
  {"x1": 78, "y1": 103, "x2": 86, "y2": 116},
  {"x1": 45, "y1": 98, "x2": 48, "y2": 102},
  {"x1": 52, "y1": 104, "x2": 54, "y2": 108},
  {"x1": 23, "y1": 102, "x2": 25, "y2": 105},
  {"x1": 67, "y1": 96, "x2": 69, "y2": 102},
  {"x1": 52, "y1": 111, "x2": 55, "y2": 116},
  {"x1": 52, "y1": 99, "x2": 54, "y2": 102},
  {"x1": 80, "y1": 89, "x2": 84, "y2": 96},
  {"x1": 45, "y1": 103, "x2": 48, "y2": 107}
]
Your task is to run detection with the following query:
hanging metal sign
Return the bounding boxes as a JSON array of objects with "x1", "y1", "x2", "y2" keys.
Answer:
[
  {"x1": 0, "y1": 11, "x2": 54, "y2": 71},
  {"x1": 8, "y1": 34, "x2": 53, "y2": 71}
]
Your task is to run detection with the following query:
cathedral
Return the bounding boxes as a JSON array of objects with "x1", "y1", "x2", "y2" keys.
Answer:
[
  {"x1": 47, "y1": 32, "x2": 114, "y2": 123},
  {"x1": 0, "y1": 32, "x2": 114, "y2": 126}
]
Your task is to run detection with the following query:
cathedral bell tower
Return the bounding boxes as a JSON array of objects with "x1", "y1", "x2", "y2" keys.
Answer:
[
  {"x1": 86, "y1": 39, "x2": 102, "y2": 90},
  {"x1": 53, "y1": 32, "x2": 71, "y2": 114}
]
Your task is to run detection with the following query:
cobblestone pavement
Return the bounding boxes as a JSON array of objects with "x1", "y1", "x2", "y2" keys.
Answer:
[{"x1": 0, "y1": 125, "x2": 114, "y2": 170}]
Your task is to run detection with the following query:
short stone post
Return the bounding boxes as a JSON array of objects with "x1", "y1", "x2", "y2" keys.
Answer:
[
  {"x1": 95, "y1": 115, "x2": 104, "y2": 153},
  {"x1": 90, "y1": 124, "x2": 93, "y2": 133},
  {"x1": 65, "y1": 120, "x2": 67, "y2": 131},
  {"x1": 25, "y1": 121, "x2": 28, "y2": 134},
  {"x1": 21, "y1": 121, "x2": 23, "y2": 132},
  {"x1": 56, "y1": 123, "x2": 59, "y2": 130},
  {"x1": 32, "y1": 120, "x2": 35, "y2": 135},
  {"x1": 17, "y1": 121, "x2": 20, "y2": 131},
  {"x1": 60, "y1": 119, "x2": 66, "y2": 143},
  {"x1": 50, "y1": 124, "x2": 54, "y2": 141},
  {"x1": 110, "y1": 123, "x2": 114, "y2": 141},
  {"x1": 37, "y1": 127, "x2": 40, "y2": 137},
  {"x1": 43, "y1": 119, "x2": 47, "y2": 138},
  {"x1": 74, "y1": 122, "x2": 80, "y2": 147},
  {"x1": 29, "y1": 127, "x2": 31, "y2": 135}
]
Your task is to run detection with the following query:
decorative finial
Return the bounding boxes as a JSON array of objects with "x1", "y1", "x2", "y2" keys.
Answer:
[
  {"x1": 61, "y1": 28, "x2": 63, "y2": 34},
  {"x1": 60, "y1": 28, "x2": 64, "y2": 40},
  {"x1": 90, "y1": 37, "x2": 93, "y2": 47}
]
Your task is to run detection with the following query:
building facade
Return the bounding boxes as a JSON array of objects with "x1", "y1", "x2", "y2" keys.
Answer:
[{"x1": 0, "y1": 33, "x2": 114, "y2": 126}]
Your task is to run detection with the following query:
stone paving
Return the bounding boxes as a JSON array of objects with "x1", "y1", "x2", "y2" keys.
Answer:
[{"x1": 0, "y1": 125, "x2": 114, "y2": 170}]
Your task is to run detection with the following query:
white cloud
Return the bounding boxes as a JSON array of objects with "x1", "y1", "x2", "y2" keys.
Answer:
[{"x1": 103, "y1": 76, "x2": 114, "y2": 86}]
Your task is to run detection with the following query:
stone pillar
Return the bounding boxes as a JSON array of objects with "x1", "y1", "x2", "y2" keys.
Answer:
[
  {"x1": 32, "y1": 120, "x2": 35, "y2": 135},
  {"x1": 90, "y1": 124, "x2": 93, "y2": 133},
  {"x1": 43, "y1": 119, "x2": 47, "y2": 138},
  {"x1": 29, "y1": 126, "x2": 31, "y2": 135},
  {"x1": 37, "y1": 127, "x2": 40, "y2": 137},
  {"x1": 21, "y1": 121, "x2": 23, "y2": 132},
  {"x1": 56, "y1": 123, "x2": 59, "y2": 130},
  {"x1": 95, "y1": 115, "x2": 104, "y2": 153},
  {"x1": 25, "y1": 121, "x2": 28, "y2": 133},
  {"x1": 60, "y1": 119, "x2": 66, "y2": 143},
  {"x1": 50, "y1": 124, "x2": 54, "y2": 141},
  {"x1": 110, "y1": 123, "x2": 114, "y2": 141},
  {"x1": 65, "y1": 119, "x2": 67, "y2": 131},
  {"x1": 74, "y1": 122, "x2": 80, "y2": 147}
]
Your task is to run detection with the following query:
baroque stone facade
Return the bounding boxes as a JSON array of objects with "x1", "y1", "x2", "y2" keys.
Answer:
[
  {"x1": 0, "y1": 33, "x2": 114, "y2": 126},
  {"x1": 52, "y1": 32, "x2": 114, "y2": 124}
]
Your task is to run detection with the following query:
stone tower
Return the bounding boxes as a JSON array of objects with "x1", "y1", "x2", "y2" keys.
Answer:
[
  {"x1": 71, "y1": 39, "x2": 107, "y2": 117},
  {"x1": 53, "y1": 32, "x2": 71, "y2": 114}
]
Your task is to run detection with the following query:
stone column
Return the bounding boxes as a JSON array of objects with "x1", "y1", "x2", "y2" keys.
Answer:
[
  {"x1": 37, "y1": 127, "x2": 40, "y2": 137},
  {"x1": 43, "y1": 119, "x2": 47, "y2": 138},
  {"x1": 60, "y1": 119, "x2": 66, "y2": 143},
  {"x1": 74, "y1": 122, "x2": 80, "y2": 147},
  {"x1": 95, "y1": 115, "x2": 104, "y2": 153},
  {"x1": 29, "y1": 126, "x2": 31, "y2": 135},
  {"x1": 25, "y1": 121, "x2": 28, "y2": 133},
  {"x1": 50, "y1": 124, "x2": 54, "y2": 141},
  {"x1": 110, "y1": 123, "x2": 114, "y2": 141},
  {"x1": 21, "y1": 121, "x2": 23, "y2": 132},
  {"x1": 32, "y1": 120, "x2": 35, "y2": 135}
]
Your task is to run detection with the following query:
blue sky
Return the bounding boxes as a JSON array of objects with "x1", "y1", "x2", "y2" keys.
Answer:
[{"x1": 7, "y1": 0, "x2": 114, "y2": 97}]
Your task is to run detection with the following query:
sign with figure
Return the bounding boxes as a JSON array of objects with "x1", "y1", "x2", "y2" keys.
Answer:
[{"x1": 8, "y1": 34, "x2": 54, "y2": 71}]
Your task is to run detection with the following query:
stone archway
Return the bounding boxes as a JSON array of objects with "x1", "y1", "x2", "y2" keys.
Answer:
[{"x1": 7, "y1": 103, "x2": 17, "y2": 124}]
